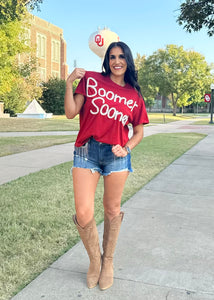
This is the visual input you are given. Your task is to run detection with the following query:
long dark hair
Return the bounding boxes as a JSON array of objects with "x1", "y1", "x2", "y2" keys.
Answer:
[{"x1": 102, "y1": 41, "x2": 142, "y2": 96}]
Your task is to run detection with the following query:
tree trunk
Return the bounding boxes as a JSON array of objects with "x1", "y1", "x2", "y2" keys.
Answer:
[{"x1": 171, "y1": 93, "x2": 177, "y2": 116}]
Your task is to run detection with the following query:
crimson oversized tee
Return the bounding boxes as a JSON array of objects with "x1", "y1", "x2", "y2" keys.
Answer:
[{"x1": 74, "y1": 71, "x2": 149, "y2": 147}]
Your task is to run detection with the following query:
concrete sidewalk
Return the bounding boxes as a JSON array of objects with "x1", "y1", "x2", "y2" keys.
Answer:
[
  {"x1": 0, "y1": 131, "x2": 78, "y2": 185},
  {"x1": 0, "y1": 119, "x2": 213, "y2": 185},
  {"x1": 0, "y1": 143, "x2": 75, "y2": 185},
  {"x1": 9, "y1": 121, "x2": 214, "y2": 300}
]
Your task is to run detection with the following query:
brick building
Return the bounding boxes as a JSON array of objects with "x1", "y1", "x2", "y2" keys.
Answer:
[{"x1": 26, "y1": 15, "x2": 68, "y2": 81}]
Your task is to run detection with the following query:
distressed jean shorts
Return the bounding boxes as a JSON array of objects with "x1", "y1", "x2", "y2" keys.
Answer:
[{"x1": 72, "y1": 137, "x2": 133, "y2": 176}]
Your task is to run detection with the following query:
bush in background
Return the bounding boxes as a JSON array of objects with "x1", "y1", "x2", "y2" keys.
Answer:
[
  {"x1": 40, "y1": 77, "x2": 66, "y2": 115},
  {"x1": 40, "y1": 78, "x2": 80, "y2": 115}
]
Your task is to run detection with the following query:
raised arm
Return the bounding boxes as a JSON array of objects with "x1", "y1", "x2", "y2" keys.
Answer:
[{"x1": 64, "y1": 68, "x2": 86, "y2": 119}]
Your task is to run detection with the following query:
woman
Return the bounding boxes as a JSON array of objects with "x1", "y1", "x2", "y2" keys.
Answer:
[{"x1": 64, "y1": 41, "x2": 149, "y2": 290}]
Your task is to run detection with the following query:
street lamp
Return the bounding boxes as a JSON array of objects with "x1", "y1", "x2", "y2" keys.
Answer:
[{"x1": 210, "y1": 83, "x2": 214, "y2": 124}]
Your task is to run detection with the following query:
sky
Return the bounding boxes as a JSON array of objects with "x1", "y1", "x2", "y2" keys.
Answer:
[{"x1": 33, "y1": 0, "x2": 214, "y2": 73}]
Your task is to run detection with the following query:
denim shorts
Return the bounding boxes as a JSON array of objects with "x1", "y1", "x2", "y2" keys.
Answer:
[{"x1": 72, "y1": 137, "x2": 133, "y2": 176}]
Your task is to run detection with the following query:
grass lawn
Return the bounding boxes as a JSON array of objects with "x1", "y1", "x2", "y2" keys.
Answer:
[
  {"x1": 0, "y1": 116, "x2": 79, "y2": 132},
  {"x1": 0, "y1": 113, "x2": 202, "y2": 132},
  {"x1": 147, "y1": 113, "x2": 199, "y2": 124},
  {"x1": 0, "y1": 132, "x2": 206, "y2": 300},
  {"x1": 192, "y1": 118, "x2": 214, "y2": 125},
  {"x1": 0, "y1": 135, "x2": 77, "y2": 157}
]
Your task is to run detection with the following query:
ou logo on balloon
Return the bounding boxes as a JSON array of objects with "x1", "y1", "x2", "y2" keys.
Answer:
[{"x1": 95, "y1": 34, "x2": 104, "y2": 47}]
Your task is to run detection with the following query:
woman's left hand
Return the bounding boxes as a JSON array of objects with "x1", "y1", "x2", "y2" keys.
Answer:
[{"x1": 112, "y1": 145, "x2": 128, "y2": 157}]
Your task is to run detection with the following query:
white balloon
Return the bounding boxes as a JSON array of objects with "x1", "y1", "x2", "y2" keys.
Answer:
[{"x1": 88, "y1": 28, "x2": 119, "y2": 58}]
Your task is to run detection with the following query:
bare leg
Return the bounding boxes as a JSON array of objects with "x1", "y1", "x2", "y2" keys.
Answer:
[
  {"x1": 103, "y1": 171, "x2": 129, "y2": 220},
  {"x1": 72, "y1": 168, "x2": 100, "y2": 227},
  {"x1": 99, "y1": 171, "x2": 128, "y2": 290},
  {"x1": 72, "y1": 168, "x2": 101, "y2": 288}
]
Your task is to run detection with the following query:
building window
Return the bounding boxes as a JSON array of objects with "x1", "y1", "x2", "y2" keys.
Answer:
[
  {"x1": 52, "y1": 70, "x2": 60, "y2": 78},
  {"x1": 37, "y1": 33, "x2": 46, "y2": 59},
  {"x1": 52, "y1": 39, "x2": 60, "y2": 62},
  {"x1": 38, "y1": 67, "x2": 46, "y2": 81}
]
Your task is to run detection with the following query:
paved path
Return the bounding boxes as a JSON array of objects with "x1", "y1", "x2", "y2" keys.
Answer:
[
  {"x1": 0, "y1": 143, "x2": 75, "y2": 185},
  {"x1": 9, "y1": 120, "x2": 214, "y2": 299},
  {"x1": 0, "y1": 119, "x2": 213, "y2": 185},
  {"x1": 0, "y1": 131, "x2": 78, "y2": 185}
]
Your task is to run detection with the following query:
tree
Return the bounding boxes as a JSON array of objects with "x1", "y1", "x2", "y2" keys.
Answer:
[
  {"x1": 3, "y1": 55, "x2": 43, "y2": 116},
  {"x1": 177, "y1": 90, "x2": 205, "y2": 113},
  {"x1": 137, "y1": 45, "x2": 213, "y2": 115},
  {"x1": 40, "y1": 78, "x2": 66, "y2": 115},
  {"x1": 0, "y1": 20, "x2": 29, "y2": 96},
  {"x1": 0, "y1": 0, "x2": 43, "y2": 24},
  {"x1": 0, "y1": 0, "x2": 43, "y2": 115},
  {"x1": 177, "y1": 0, "x2": 214, "y2": 36},
  {"x1": 135, "y1": 53, "x2": 146, "y2": 70},
  {"x1": 135, "y1": 53, "x2": 158, "y2": 107},
  {"x1": 73, "y1": 79, "x2": 80, "y2": 93}
]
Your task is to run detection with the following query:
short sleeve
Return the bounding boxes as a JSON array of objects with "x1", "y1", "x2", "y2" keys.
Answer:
[
  {"x1": 74, "y1": 75, "x2": 87, "y2": 96},
  {"x1": 132, "y1": 97, "x2": 149, "y2": 127}
]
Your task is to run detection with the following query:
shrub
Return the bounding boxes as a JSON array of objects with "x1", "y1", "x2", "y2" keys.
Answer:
[{"x1": 40, "y1": 77, "x2": 66, "y2": 115}]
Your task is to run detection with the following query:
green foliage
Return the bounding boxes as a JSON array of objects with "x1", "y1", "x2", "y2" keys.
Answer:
[
  {"x1": 0, "y1": 15, "x2": 41, "y2": 115},
  {"x1": 2, "y1": 41, "x2": 42, "y2": 115},
  {"x1": 144, "y1": 98, "x2": 155, "y2": 108},
  {"x1": 0, "y1": 0, "x2": 43, "y2": 24},
  {"x1": 177, "y1": 0, "x2": 214, "y2": 36},
  {"x1": 26, "y1": 0, "x2": 43, "y2": 12},
  {"x1": 1, "y1": 36, "x2": 42, "y2": 115},
  {"x1": 177, "y1": 92, "x2": 191, "y2": 109},
  {"x1": 0, "y1": 0, "x2": 26, "y2": 24},
  {"x1": 73, "y1": 79, "x2": 80, "y2": 93},
  {"x1": 135, "y1": 53, "x2": 146, "y2": 70},
  {"x1": 3, "y1": 78, "x2": 27, "y2": 116},
  {"x1": 177, "y1": 90, "x2": 204, "y2": 109},
  {"x1": 3, "y1": 71, "x2": 43, "y2": 116},
  {"x1": 137, "y1": 45, "x2": 213, "y2": 115},
  {"x1": 40, "y1": 78, "x2": 66, "y2": 115},
  {"x1": 0, "y1": 20, "x2": 29, "y2": 96},
  {"x1": 135, "y1": 54, "x2": 159, "y2": 100},
  {"x1": 0, "y1": 1, "x2": 43, "y2": 116}
]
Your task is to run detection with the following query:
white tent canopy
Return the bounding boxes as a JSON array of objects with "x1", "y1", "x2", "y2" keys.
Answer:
[
  {"x1": 23, "y1": 99, "x2": 46, "y2": 114},
  {"x1": 17, "y1": 99, "x2": 52, "y2": 119}
]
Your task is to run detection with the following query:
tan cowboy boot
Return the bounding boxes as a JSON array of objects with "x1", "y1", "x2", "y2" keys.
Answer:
[
  {"x1": 73, "y1": 215, "x2": 101, "y2": 288},
  {"x1": 99, "y1": 212, "x2": 124, "y2": 290}
]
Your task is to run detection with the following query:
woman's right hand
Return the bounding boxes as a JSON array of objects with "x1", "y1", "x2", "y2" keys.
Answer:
[{"x1": 66, "y1": 68, "x2": 86, "y2": 88}]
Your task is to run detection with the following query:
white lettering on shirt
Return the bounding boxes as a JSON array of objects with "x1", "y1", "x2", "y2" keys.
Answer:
[
  {"x1": 90, "y1": 97, "x2": 129, "y2": 126},
  {"x1": 87, "y1": 76, "x2": 138, "y2": 126},
  {"x1": 87, "y1": 77, "x2": 97, "y2": 97}
]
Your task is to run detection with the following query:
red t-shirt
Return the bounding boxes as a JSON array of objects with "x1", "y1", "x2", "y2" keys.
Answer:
[{"x1": 74, "y1": 71, "x2": 149, "y2": 147}]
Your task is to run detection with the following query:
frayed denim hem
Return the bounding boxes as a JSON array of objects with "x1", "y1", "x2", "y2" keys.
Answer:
[
  {"x1": 71, "y1": 166, "x2": 100, "y2": 175},
  {"x1": 71, "y1": 166, "x2": 133, "y2": 176}
]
